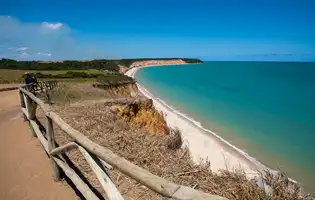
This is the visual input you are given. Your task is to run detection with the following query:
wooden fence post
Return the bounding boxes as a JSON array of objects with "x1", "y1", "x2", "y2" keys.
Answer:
[
  {"x1": 22, "y1": 93, "x2": 29, "y2": 121},
  {"x1": 29, "y1": 102, "x2": 37, "y2": 120},
  {"x1": 24, "y1": 95, "x2": 36, "y2": 119},
  {"x1": 45, "y1": 90, "x2": 52, "y2": 105},
  {"x1": 19, "y1": 90, "x2": 28, "y2": 122},
  {"x1": 26, "y1": 96, "x2": 38, "y2": 137},
  {"x1": 19, "y1": 89, "x2": 25, "y2": 108},
  {"x1": 46, "y1": 116, "x2": 61, "y2": 181}
]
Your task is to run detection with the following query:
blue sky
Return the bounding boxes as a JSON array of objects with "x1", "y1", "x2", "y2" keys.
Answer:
[{"x1": 1, "y1": 0, "x2": 315, "y2": 61}]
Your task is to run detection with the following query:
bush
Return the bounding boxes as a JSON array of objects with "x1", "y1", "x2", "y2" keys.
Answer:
[
  {"x1": 1, "y1": 58, "x2": 203, "y2": 71},
  {"x1": 1, "y1": 58, "x2": 120, "y2": 71},
  {"x1": 166, "y1": 128, "x2": 183, "y2": 150},
  {"x1": 96, "y1": 74, "x2": 135, "y2": 84},
  {"x1": 21, "y1": 71, "x2": 104, "y2": 79}
]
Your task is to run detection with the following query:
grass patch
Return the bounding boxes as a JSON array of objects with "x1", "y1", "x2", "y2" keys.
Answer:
[
  {"x1": 96, "y1": 74, "x2": 135, "y2": 84},
  {"x1": 51, "y1": 103, "x2": 312, "y2": 200},
  {"x1": 0, "y1": 69, "x2": 108, "y2": 83},
  {"x1": 50, "y1": 83, "x2": 106, "y2": 104},
  {"x1": 166, "y1": 128, "x2": 183, "y2": 150},
  {"x1": 41, "y1": 78, "x2": 97, "y2": 83},
  {"x1": 30, "y1": 71, "x2": 110, "y2": 79}
]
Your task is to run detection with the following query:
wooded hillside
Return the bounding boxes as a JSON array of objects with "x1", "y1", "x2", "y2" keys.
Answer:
[{"x1": 0, "y1": 58, "x2": 202, "y2": 71}]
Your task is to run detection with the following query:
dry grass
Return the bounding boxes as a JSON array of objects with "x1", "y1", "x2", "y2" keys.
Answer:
[
  {"x1": 48, "y1": 102, "x2": 312, "y2": 200},
  {"x1": 166, "y1": 128, "x2": 183, "y2": 150},
  {"x1": 261, "y1": 170, "x2": 313, "y2": 200},
  {"x1": 32, "y1": 83, "x2": 313, "y2": 199},
  {"x1": 50, "y1": 83, "x2": 107, "y2": 104},
  {"x1": 50, "y1": 82, "x2": 141, "y2": 106},
  {"x1": 0, "y1": 69, "x2": 102, "y2": 83}
]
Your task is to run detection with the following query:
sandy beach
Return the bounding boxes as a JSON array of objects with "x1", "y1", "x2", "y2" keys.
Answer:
[{"x1": 125, "y1": 65, "x2": 268, "y2": 177}]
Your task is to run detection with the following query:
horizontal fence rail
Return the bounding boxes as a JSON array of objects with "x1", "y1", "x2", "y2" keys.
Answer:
[
  {"x1": 0, "y1": 86, "x2": 19, "y2": 92},
  {"x1": 19, "y1": 84, "x2": 227, "y2": 200},
  {"x1": 25, "y1": 80, "x2": 58, "y2": 104}
]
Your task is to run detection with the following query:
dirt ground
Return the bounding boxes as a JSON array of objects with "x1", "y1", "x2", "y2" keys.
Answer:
[
  {"x1": 0, "y1": 90, "x2": 77, "y2": 200},
  {"x1": 0, "y1": 84, "x2": 21, "y2": 89}
]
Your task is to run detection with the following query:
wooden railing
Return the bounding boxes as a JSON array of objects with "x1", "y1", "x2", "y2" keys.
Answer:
[
  {"x1": 25, "y1": 80, "x2": 58, "y2": 104},
  {"x1": 35, "y1": 80, "x2": 58, "y2": 92},
  {"x1": 19, "y1": 85, "x2": 227, "y2": 200}
]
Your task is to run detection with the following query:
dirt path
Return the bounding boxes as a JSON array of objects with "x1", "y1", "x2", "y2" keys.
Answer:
[
  {"x1": 0, "y1": 84, "x2": 21, "y2": 89},
  {"x1": 0, "y1": 90, "x2": 77, "y2": 200}
]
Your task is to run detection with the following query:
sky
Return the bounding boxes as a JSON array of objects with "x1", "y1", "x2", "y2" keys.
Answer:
[{"x1": 1, "y1": 0, "x2": 315, "y2": 61}]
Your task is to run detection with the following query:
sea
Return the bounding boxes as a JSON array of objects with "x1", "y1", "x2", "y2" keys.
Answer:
[{"x1": 135, "y1": 61, "x2": 315, "y2": 191}]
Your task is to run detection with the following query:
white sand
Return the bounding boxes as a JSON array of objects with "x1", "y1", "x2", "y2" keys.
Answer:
[{"x1": 125, "y1": 65, "x2": 268, "y2": 177}]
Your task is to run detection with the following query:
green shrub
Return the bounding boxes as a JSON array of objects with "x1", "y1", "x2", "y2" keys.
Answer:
[
  {"x1": 21, "y1": 71, "x2": 104, "y2": 79},
  {"x1": 96, "y1": 74, "x2": 135, "y2": 84},
  {"x1": 1, "y1": 58, "x2": 202, "y2": 71}
]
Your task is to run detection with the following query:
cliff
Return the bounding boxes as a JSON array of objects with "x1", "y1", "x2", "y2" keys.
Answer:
[
  {"x1": 112, "y1": 98, "x2": 169, "y2": 136},
  {"x1": 117, "y1": 58, "x2": 202, "y2": 67},
  {"x1": 129, "y1": 59, "x2": 198, "y2": 68},
  {"x1": 92, "y1": 74, "x2": 140, "y2": 97},
  {"x1": 93, "y1": 82, "x2": 140, "y2": 97}
]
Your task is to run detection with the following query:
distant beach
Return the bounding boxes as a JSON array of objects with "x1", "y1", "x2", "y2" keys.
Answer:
[{"x1": 125, "y1": 65, "x2": 269, "y2": 178}]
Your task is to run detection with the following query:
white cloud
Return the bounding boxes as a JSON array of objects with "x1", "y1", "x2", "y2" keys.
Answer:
[
  {"x1": 41, "y1": 22, "x2": 63, "y2": 30},
  {"x1": 36, "y1": 52, "x2": 52, "y2": 56},
  {"x1": 20, "y1": 51, "x2": 29, "y2": 57},
  {"x1": 16, "y1": 47, "x2": 28, "y2": 51},
  {"x1": 0, "y1": 16, "x2": 115, "y2": 60}
]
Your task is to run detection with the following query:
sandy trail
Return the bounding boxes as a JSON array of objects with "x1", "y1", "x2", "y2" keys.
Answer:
[
  {"x1": 0, "y1": 90, "x2": 76, "y2": 200},
  {"x1": 0, "y1": 84, "x2": 21, "y2": 89}
]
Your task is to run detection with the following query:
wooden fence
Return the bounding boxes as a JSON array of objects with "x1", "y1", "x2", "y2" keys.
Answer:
[
  {"x1": 25, "y1": 80, "x2": 58, "y2": 104},
  {"x1": 19, "y1": 84, "x2": 227, "y2": 200},
  {"x1": 35, "y1": 80, "x2": 58, "y2": 93}
]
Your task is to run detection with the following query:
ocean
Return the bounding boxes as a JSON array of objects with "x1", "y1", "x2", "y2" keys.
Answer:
[{"x1": 135, "y1": 61, "x2": 315, "y2": 191}]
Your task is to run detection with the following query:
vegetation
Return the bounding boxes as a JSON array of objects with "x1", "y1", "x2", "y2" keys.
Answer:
[
  {"x1": 181, "y1": 58, "x2": 203, "y2": 64},
  {"x1": 0, "y1": 69, "x2": 134, "y2": 84},
  {"x1": 29, "y1": 71, "x2": 134, "y2": 85},
  {"x1": 95, "y1": 74, "x2": 134, "y2": 84},
  {"x1": 0, "y1": 58, "x2": 120, "y2": 71},
  {"x1": 0, "y1": 69, "x2": 26, "y2": 83},
  {"x1": 166, "y1": 128, "x2": 183, "y2": 150},
  {"x1": 0, "y1": 58, "x2": 201, "y2": 83},
  {"x1": 49, "y1": 98, "x2": 311, "y2": 200},
  {"x1": 33, "y1": 81, "x2": 311, "y2": 200},
  {"x1": 0, "y1": 69, "x2": 106, "y2": 83},
  {"x1": 0, "y1": 58, "x2": 202, "y2": 71},
  {"x1": 49, "y1": 83, "x2": 107, "y2": 104},
  {"x1": 28, "y1": 71, "x2": 104, "y2": 79}
]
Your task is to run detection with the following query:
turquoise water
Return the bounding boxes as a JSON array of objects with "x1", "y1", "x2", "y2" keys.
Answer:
[{"x1": 135, "y1": 62, "x2": 315, "y2": 191}]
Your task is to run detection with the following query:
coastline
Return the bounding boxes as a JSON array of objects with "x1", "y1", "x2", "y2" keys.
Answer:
[{"x1": 125, "y1": 64, "x2": 272, "y2": 178}]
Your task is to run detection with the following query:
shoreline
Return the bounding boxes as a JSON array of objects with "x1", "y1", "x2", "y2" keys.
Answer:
[{"x1": 125, "y1": 64, "x2": 273, "y2": 177}]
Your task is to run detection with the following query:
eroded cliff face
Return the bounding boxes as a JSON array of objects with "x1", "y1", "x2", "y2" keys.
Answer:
[
  {"x1": 129, "y1": 59, "x2": 187, "y2": 68},
  {"x1": 112, "y1": 99, "x2": 169, "y2": 136},
  {"x1": 93, "y1": 82, "x2": 140, "y2": 98}
]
